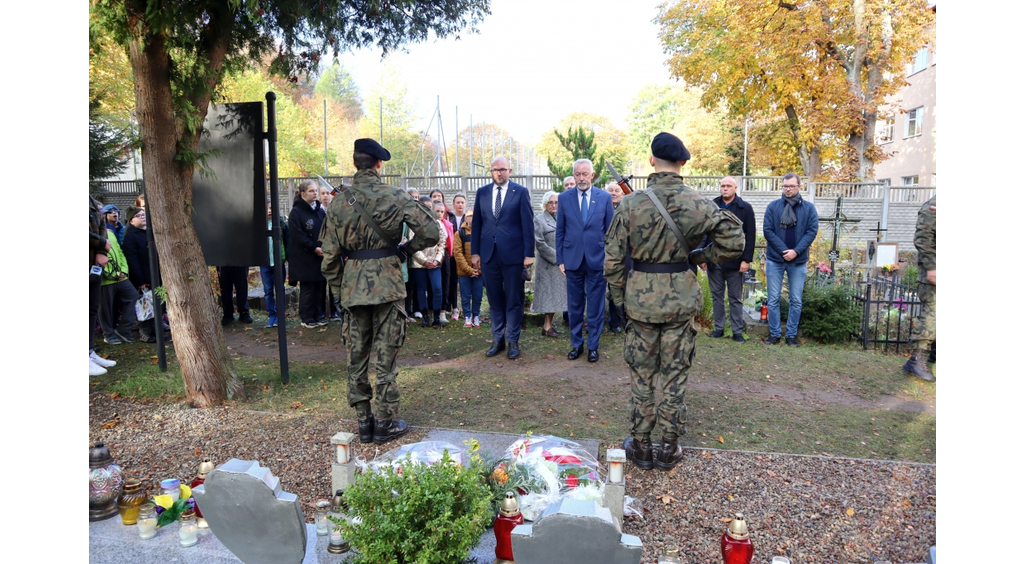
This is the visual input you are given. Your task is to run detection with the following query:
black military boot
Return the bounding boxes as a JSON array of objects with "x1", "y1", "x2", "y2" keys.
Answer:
[
  {"x1": 420, "y1": 311, "x2": 430, "y2": 327},
  {"x1": 373, "y1": 419, "x2": 411, "y2": 445},
  {"x1": 357, "y1": 415, "x2": 375, "y2": 444},
  {"x1": 623, "y1": 437, "x2": 654, "y2": 470},
  {"x1": 902, "y1": 350, "x2": 935, "y2": 382},
  {"x1": 654, "y1": 437, "x2": 685, "y2": 472}
]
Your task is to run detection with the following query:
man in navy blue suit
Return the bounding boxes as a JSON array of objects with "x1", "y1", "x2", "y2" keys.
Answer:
[
  {"x1": 471, "y1": 156, "x2": 535, "y2": 360},
  {"x1": 556, "y1": 159, "x2": 615, "y2": 363}
]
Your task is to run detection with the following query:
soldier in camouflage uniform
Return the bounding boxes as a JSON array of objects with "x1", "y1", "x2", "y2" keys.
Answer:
[
  {"x1": 903, "y1": 196, "x2": 936, "y2": 382},
  {"x1": 321, "y1": 139, "x2": 440, "y2": 445},
  {"x1": 604, "y1": 132, "x2": 744, "y2": 471}
]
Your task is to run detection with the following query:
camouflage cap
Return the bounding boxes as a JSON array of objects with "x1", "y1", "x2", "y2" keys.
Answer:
[{"x1": 354, "y1": 138, "x2": 391, "y2": 162}]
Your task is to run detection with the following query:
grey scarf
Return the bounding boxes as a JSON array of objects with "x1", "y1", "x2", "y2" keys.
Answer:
[{"x1": 780, "y1": 193, "x2": 803, "y2": 228}]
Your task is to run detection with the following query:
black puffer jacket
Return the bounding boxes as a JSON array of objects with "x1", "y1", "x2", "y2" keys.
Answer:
[
  {"x1": 287, "y1": 198, "x2": 325, "y2": 282},
  {"x1": 122, "y1": 225, "x2": 152, "y2": 289}
]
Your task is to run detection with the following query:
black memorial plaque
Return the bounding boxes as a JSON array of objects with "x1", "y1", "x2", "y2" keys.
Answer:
[{"x1": 192, "y1": 102, "x2": 268, "y2": 266}]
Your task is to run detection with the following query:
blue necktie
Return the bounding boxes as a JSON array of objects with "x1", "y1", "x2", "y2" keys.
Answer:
[
  {"x1": 494, "y1": 186, "x2": 503, "y2": 219},
  {"x1": 581, "y1": 190, "x2": 589, "y2": 223}
]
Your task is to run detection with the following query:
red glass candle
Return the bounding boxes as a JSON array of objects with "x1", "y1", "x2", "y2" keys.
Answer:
[
  {"x1": 494, "y1": 492, "x2": 524, "y2": 563},
  {"x1": 760, "y1": 304, "x2": 768, "y2": 322},
  {"x1": 721, "y1": 513, "x2": 753, "y2": 564}
]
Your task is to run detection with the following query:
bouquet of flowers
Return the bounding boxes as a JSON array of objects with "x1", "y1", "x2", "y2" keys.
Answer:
[
  {"x1": 484, "y1": 434, "x2": 603, "y2": 520},
  {"x1": 880, "y1": 263, "x2": 899, "y2": 275},
  {"x1": 152, "y1": 484, "x2": 195, "y2": 527},
  {"x1": 816, "y1": 261, "x2": 833, "y2": 274},
  {"x1": 368, "y1": 441, "x2": 468, "y2": 475},
  {"x1": 743, "y1": 289, "x2": 767, "y2": 310}
]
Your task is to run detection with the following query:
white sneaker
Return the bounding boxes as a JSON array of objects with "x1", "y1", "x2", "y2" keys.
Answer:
[
  {"x1": 90, "y1": 350, "x2": 117, "y2": 368},
  {"x1": 473, "y1": 316, "x2": 482, "y2": 327},
  {"x1": 464, "y1": 318, "x2": 473, "y2": 328},
  {"x1": 439, "y1": 312, "x2": 448, "y2": 323},
  {"x1": 414, "y1": 312, "x2": 423, "y2": 319},
  {"x1": 89, "y1": 359, "x2": 108, "y2": 376},
  {"x1": 452, "y1": 308, "x2": 460, "y2": 321}
]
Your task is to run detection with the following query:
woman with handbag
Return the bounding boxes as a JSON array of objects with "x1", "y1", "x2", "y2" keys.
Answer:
[{"x1": 121, "y1": 206, "x2": 159, "y2": 342}]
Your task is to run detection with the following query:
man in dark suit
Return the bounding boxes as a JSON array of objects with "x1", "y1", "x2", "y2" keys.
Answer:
[
  {"x1": 556, "y1": 159, "x2": 615, "y2": 363},
  {"x1": 471, "y1": 156, "x2": 535, "y2": 360},
  {"x1": 704, "y1": 176, "x2": 757, "y2": 342}
]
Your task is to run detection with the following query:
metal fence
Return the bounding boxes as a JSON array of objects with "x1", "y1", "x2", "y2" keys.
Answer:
[{"x1": 852, "y1": 275, "x2": 922, "y2": 353}]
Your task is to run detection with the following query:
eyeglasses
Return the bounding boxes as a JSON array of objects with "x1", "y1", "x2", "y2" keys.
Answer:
[
  {"x1": 782, "y1": 184, "x2": 800, "y2": 189},
  {"x1": 490, "y1": 168, "x2": 509, "y2": 173},
  {"x1": 545, "y1": 201, "x2": 557, "y2": 205}
]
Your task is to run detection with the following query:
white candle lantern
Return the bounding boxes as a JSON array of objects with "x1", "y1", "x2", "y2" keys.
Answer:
[
  {"x1": 606, "y1": 448, "x2": 626, "y2": 485},
  {"x1": 331, "y1": 432, "x2": 355, "y2": 464}
]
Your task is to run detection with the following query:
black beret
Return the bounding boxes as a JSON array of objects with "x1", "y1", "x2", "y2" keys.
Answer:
[
  {"x1": 354, "y1": 138, "x2": 391, "y2": 162},
  {"x1": 651, "y1": 132, "x2": 690, "y2": 163}
]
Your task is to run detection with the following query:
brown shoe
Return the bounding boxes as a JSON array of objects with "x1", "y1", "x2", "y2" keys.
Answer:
[
  {"x1": 542, "y1": 327, "x2": 558, "y2": 337},
  {"x1": 653, "y1": 437, "x2": 684, "y2": 471},
  {"x1": 623, "y1": 437, "x2": 654, "y2": 470}
]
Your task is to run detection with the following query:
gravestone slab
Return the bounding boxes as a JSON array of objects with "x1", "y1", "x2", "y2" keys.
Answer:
[
  {"x1": 510, "y1": 498, "x2": 642, "y2": 564},
  {"x1": 192, "y1": 459, "x2": 307, "y2": 564}
]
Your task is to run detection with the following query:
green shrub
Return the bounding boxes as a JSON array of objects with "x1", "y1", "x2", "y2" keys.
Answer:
[
  {"x1": 337, "y1": 449, "x2": 492, "y2": 564},
  {"x1": 798, "y1": 283, "x2": 860, "y2": 344},
  {"x1": 902, "y1": 263, "x2": 918, "y2": 283}
]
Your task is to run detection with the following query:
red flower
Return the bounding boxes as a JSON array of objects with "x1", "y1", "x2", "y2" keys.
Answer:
[{"x1": 566, "y1": 474, "x2": 578, "y2": 489}]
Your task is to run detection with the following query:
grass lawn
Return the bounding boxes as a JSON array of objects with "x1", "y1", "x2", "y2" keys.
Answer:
[{"x1": 90, "y1": 307, "x2": 935, "y2": 463}]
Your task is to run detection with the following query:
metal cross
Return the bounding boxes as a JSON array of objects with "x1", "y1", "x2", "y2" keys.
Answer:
[
  {"x1": 824, "y1": 196, "x2": 861, "y2": 272},
  {"x1": 867, "y1": 221, "x2": 888, "y2": 264}
]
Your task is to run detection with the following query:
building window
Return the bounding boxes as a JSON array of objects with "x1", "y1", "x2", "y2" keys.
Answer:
[
  {"x1": 902, "y1": 176, "x2": 919, "y2": 187},
  {"x1": 909, "y1": 46, "x2": 929, "y2": 75},
  {"x1": 878, "y1": 178, "x2": 891, "y2": 186},
  {"x1": 904, "y1": 107, "x2": 923, "y2": 138},
  {"x1": 877, "y1": 117, "x2": 895, "y2": 144}
]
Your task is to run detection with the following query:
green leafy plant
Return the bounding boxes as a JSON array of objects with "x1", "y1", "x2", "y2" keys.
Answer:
[
  {"x1": 696, "y1": 269, "x2": 713, "y2": 326},
  {"x1": 335, "y1": 447, "x2": 492, "y2": 564}
]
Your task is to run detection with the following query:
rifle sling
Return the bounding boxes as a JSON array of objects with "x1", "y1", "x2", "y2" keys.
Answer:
[
  {"x1": 347, "y1": 195, "x2": 401, "y2": 255},
  {"x1": 644, "y1": 190, "x2": 686, "y2": 245}
]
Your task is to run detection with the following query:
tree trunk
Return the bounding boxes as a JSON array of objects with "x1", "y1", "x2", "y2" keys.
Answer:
[
  {"x1": 128, "y1": 33, "x2": 245, "y2": 407},
  {"x1": 785, "y1": 104, "x2": 822, "y2": 178}
]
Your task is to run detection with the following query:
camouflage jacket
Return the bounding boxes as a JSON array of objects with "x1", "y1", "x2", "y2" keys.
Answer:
[
  {"x1": 604, "y1": 171, "x2": 744, "y2": 323},
  {"x1": 320, "y1": 169, "x2": 440, "y2": 307},
  {"x1": 914, "y1": 195, "x2": 936, "y2": 285}
]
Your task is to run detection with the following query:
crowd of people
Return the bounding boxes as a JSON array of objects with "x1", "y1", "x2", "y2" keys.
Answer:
[{"x1": 90, "y1": 131, "x2": 936, "y2": 462}]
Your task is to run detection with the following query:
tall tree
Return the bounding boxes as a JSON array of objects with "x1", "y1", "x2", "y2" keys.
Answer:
[
  {"x1": 91, "y1": 0, "x2": 491, "y2": 407},
  {"x1": 536, "y1": 113, "x2": 628, "y2": 188},
  {"x1": 626, "y1": 84, "x2": 738, "y2": 176},
  {"x1": 358, "y1": 62, "x2": 425, "y2": 177},
  {"x1": 315, "y1": 61, "x2": 362, "y2": 121},
  {"x1": 657, "y1": 0, "x2": 933, "y2": 180}
]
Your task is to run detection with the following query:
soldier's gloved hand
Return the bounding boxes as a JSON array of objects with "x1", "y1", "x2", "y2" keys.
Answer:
[
  {"x1": 396, "y1": 242, "x2": 409, "y2": 261},
  {"x1": 688, "y1": 242, "x2": 713, "y2": 265},
  {"x1": 332, "y1": 292, "x2": 342, "y2": 313}
]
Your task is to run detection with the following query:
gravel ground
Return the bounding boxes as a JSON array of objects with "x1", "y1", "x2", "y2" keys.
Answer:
[{"x1": 89, "y1": 394, "x2": 935, "y2": 564}]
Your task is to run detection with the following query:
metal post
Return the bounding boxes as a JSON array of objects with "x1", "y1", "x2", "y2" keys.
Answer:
[
  {"x1": 862, "y1": 282, "x2": 872, "y2": 350},
  {"x1": 455, "y1": 106, "x2": 459, "y2": 176},
  {"x1": 140, "y1": 181, "x2": 166, "y2": 371},
  {"x1": 323, "y1": 99, "x2": 329, "y2": 175},
  {"x1": 266, "y1": 92, "x2": 289, "y2": 384},
  {"x1": 880, "y1": 181, "x2": 891, "y2": 242}
]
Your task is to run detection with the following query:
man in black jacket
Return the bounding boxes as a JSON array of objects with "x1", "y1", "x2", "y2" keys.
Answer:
[{"x1": 707, "y1": 176, "x2": 756, "y2": 342}]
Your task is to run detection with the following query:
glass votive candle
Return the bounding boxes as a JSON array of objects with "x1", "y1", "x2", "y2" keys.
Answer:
[
  {"x1": 137, "y1": 503, "x2": 158, "y2": 540},
  {"x1": 178, "y1": 509, "x2": 199, "y2": 547},
  {"x1": 160, "y1": 478, "x2": 181, "y2": 502},
  {"x1": 315, "y1": 500, "x2": 331, "y2": 536},
  {"x1": 117, "y1": 478, "x2": 146, "y2": 525}
]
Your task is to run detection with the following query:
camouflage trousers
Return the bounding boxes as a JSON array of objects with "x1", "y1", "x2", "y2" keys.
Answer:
[
  {"x1": 623, "y1": 316, "x2": 697, "y2": 441},
  {"x1": 342, "y1": 300, "x2": 407, "y2": 422},
  {"x1": 910, "y1": 282, "x2": 936, "y2": 351}
]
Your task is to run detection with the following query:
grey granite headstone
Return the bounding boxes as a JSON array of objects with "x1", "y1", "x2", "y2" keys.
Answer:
[
  {"x1": 192, "y1": 459, "x2": 307, "y2": 564},
  {"x1": 510, "y1": 498, "x2": 642, "y2": 564}
]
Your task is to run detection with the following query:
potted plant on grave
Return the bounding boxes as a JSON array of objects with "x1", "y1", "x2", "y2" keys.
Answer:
[{"x1": 334, "y1": 442, "x2": 491, "y2": 564}]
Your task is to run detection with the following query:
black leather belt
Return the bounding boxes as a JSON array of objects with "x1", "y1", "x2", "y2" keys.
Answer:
[
  {"x1": 346, "y1": 248, "x2": 396, "y2": 259},
  {"x1": 632, "y1": 260, "x2": 690, "y2": 273}
]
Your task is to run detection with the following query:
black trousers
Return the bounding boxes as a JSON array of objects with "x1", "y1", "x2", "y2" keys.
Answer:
[
  {"x1": 446, "y1": 255, "x2": 459, "y2": 312},
  {"x1": 90, "y1": 273, "x2": 101, "y2": 351},
  {"x1": 218, "y1": 266, "x2": 249, "y2": 317},
  {"x1": 299, "y1": 280, "x2": 326, "y2": 323}
]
